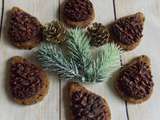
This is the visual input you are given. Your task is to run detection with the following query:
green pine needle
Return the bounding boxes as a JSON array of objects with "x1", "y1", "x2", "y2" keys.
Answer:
[
  {"x1": 67, "y1": 28, "x2": 92, "y2": 71},
  {"x1": 37, "y1": 42, "x2": 84, "y2": 82},
  {"x1": 86, "y1": 43, "x2": 121, "y2": 83},
  {"x1": 36, "y1": 28, "x2": 122, "y2": 83}
]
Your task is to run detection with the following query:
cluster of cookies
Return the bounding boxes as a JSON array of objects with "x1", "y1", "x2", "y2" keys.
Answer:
[
  {"x1": 8, "y1": 1, "x2": 144, "y2": 51},
  {"x1": 6, "y1": 0, "x2": 154, "y2": 119}
]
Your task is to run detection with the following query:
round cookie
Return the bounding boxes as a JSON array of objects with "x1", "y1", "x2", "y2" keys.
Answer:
[
  {"x1": 8, "y1": 7, "x2": 43, "y2": 49},
  {"x1": 9, "y1": 56, "x2": 49, "y2": 105},
  {"x1": 115, "y1": 55, "x2": 154, "y2": 104},
  {"x1": 62, "y1": 0, "x2": 95, "y2": 28}
]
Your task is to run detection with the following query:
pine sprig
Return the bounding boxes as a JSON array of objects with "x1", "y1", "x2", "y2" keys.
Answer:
[
  {"x1": 87, "y1": 44, "x2": 121, "y2": 82},
  {"x1": 36, "y1": 28, "x2": 122, "y2": 83},
  {"x1": 37, "y1": 42, "x2": 84, "y2": 82},
  {"x1": 82, "y1": 43, "x2": 121, "y2": 83},
  {"x1": 67, "y1": 28, "x2": 92, "y2": 71}
]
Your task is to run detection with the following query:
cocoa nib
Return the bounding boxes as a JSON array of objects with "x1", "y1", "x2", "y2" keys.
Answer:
[
  {"x1": 118, "y1": 61, "x2": 154, "y2": 99},
  {"x1": 8, "y1": 7, "x2": 42, "y2": 43},
  {"x1": 63, "y1": 0, "x2": 93, "y2": 21},
  {"x1": 10, "y1": 58, "x2": 43, "y2": 99},
  {"x1": 71, "y1": 91, "x2": 108, "y2": 120}
]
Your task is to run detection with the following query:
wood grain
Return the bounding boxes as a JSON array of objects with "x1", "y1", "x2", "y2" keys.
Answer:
[
  {"x1": 115, "y1": 0, "x2": 160, "y2": 120},
  {"x1": 0, "y1": 0, "x2": 59, "y2": 120},
  {"x1": 0, "y1": 0, "x2": 159, "y2": 120}
]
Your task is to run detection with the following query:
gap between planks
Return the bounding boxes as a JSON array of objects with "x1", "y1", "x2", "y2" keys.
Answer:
[
  {"x1": 112, "y1": 0, "x2": 130, "y2": 120},
  {"x1": 58, "y1": 0, "x2": 62, "y2": 120},
  {"x1": 58, "y1": 0, "x2": 130, "y2": 120},
  {"x1": 0, "y1": 0, "x2": 5, "y2": 38},
  {"x1": 0, "y1": 0, "x2": 130, "y2": 119}
]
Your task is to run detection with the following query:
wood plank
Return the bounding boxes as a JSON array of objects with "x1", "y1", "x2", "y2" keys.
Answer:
[
  {"x1": 115, "y1": 0, "x2": 160, "y2": 120},
  {"x1": 60, "y1": 0, "x2": 127, "y2": 120},
  {"x1": 0, "y1": 0, "x2": 60, "y2": 120}
]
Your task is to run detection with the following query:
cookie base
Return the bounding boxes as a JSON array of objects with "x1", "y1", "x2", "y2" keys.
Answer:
[
  {"x1": 61, "y1": 2, "x2": 95, "y2": 28},
  {"x1": 69, "y1": 82, "x2": 111, "y2": 120},
  {"x1": 10, "y1": 56, "x2": 49, "y2": 105},
  {"x1": 109, "y1": 12, "x2": 145, "y2": 51},
  {"x1": 115, "y1": 55, "x2": 153, "y2": 104}
]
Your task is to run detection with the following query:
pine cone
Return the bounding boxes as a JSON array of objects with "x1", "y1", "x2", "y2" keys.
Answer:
[
  {"x1": 87, "y1": 23, "x2": 110, "y2": 47},
  {"x1": 43, "y1": 21, "x2": 67, "y2": 44}
]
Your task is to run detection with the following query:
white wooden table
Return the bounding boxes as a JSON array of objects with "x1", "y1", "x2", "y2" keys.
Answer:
[{"x1": 0, "y1": 0, "x2": 160, "y2": 120}]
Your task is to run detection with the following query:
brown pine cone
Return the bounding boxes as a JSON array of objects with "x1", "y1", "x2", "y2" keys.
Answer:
[
  {"x1": 88, "y1": 23, "x2": 110, "y2": 47},
  {"x1": 8, "y1": 7, "x2": 43, "y2": 49},
  {"x1": 62, "y1": 0, "x2": 95, "y2": 28},
  {"x1": 69, "y1": 82, "x2": 111, "y2": 120},
  {"x1": 116, "y1": 55, "x2": 154, "y2": 104},
  {"x1": 110, "y1": 12, "x2": 145, "y2": 51},
  {"x1": 43, "y1": 21, "x2": 67, "y2": 44}
]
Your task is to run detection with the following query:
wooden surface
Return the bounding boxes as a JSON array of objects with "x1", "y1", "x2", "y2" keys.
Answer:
[
  {"x1": 115, "y1": 0, "x2": 160, "y2": 120},
  {"x1": 0, "y1": 0, "x2": 159, "y2": 120}
]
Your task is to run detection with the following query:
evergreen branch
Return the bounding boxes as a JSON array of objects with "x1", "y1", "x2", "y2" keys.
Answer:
[
  {"x1": 95, "y1": 43, "x2": 121, "y2": 82},
  {"x1": 36, "y1": 42, "x2": 84, "y2": 82},
  {"x1": 66, "y1": 28, "x2": 121, "y2": 83},
  {"x1": 85, "y1": 43, "x2": 121, "y2": 83},
  {"x1": 36, "y1": 28, "x2": 122, "y2": 83},
  {"x1": 67, "y1": 28, "x2": 92, "y2": 71}
]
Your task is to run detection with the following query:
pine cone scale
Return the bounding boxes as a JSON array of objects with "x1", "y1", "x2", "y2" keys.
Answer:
[
  {"x1": 87, "y1": 23, "x2": 110, "y2": 47},
  {"x1": 43, "y1": 21, "x2": 67, "y2": 44}
]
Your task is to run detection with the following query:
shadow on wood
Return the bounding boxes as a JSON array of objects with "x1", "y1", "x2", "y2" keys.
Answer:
[
  {"x1": 62, "y1": 81, "x2": 72, "y2": 120},
  {"x1": 106, "y1": 68, "x2": 123, "y2": 100}
]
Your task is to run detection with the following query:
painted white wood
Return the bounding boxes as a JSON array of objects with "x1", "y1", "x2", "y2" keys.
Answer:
[
  {"x1": 60, "y1": 0, "x2": 127, "y2": 120},
  {"x1": 0, "y1": 0, "x2": 59, "y2": 120},
  {"x1": 115, "y1": 0, "x2": 160, "y2": 120},
  {"x1": 1, "y1": 0, "x2": 160, "y2": 120}
]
